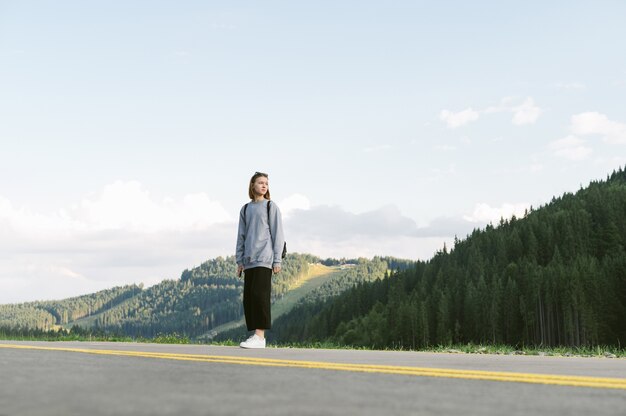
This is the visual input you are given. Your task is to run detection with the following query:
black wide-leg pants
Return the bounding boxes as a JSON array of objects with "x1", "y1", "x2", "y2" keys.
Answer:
[{"x1": 243, "y1": 266, "x2": 272, "y2": 331}]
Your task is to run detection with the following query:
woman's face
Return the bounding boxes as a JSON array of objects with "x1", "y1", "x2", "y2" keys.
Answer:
[{"x1": 253, "y1": 176, "x2": 268, "y2": 197}]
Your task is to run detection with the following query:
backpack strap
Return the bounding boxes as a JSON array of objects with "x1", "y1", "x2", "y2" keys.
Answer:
[
  {"x1": 243, "y1": 203, "x2": 249, "y2": 227},
  {"x1": 267, "y1": 200, "x2": 273, "y2": 240}
]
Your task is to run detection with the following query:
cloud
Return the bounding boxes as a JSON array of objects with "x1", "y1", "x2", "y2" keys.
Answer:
[
  {"x1": 511, "y1": 97, "x2": 542, "y2": 125},
  {"x1": 0, "y1": 182, "x2": 235, "y2": 303},
  {"x1": 278, "y1": 193, "x2": 311, "y2": 219},
  {"x1": 486, "y1": 97, "x2": 542, "y2": 125},
  {"x1": 549, "y1": 135, "x2": 593, "y2": 161},
  {"x1": 69, "y1": 180, "x2": 232, "y2": 232},
  {"x1": 439, "y1": 108, "x2": 480, "y2": 128},
  {"x1": 285, "y1": 204, "x2": 417, "y2": 240},
  {"x1": 0, "y1": 181, "x2": 231, "y2": 239},
  {"x1": 285, "y1": 203, "x2": 477, "y2": 240},
  {"x1": 284, "y1": 205, "x2": 479, "y2": 262},
  {"x1": 463, "y1": 202, "x2": 530, "y2": 224},
  {"x1": 570, "y1": 112, "x2": 626, "y2": 144},
  {"x1": 546, "y1": 112, "x2": 626, "y2": 162},
  {"x1": 442, "y1": 97, "x2": 542, "y2": 128},
  {"x1": 0, "y1": 183, "x2": 485, "y2": 303}
]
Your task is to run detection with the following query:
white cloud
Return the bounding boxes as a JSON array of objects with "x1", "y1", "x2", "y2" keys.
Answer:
[
  {"x1": 442, "y1": 97, "x2": 541, "y2": 128},
  {"x1": 0, "y1": 183, "x2": 481, "y2": 303},
  {"x1": 570, "y1": 112, "x2": 626, "y2": 144},
  {"x1": 0, "y1": 181, "x2": 233, "y2": 239},
  {"x1": 69, "y1": 180, "x2": 231, "y2": 232},
  {"x1": 549, "y1": 135, "x2": 593, "y2": 161},
  {"x1": 0, "y1": 196, "x2": 69, "y2": 237},
  {"x1": 0, "y1": 181, "x2": 235, "y2": 303},
  {"x1": 439, "y1": 108, "x2": 479, "y2": 128},
  {"x1": 278, "y1": 193, "x2": 311, "y2": 218},
  {"x1": 511, "y1": 97, "x2": 542, "y2": 125},
  {"x1": 546, "y1": 112, "x2": 626, "y2": 163},
  {"x1": 463, "y1": 202, "x2": 530, "y2": 224}
]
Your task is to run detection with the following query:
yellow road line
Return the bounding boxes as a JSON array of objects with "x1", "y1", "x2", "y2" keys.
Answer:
[{"x1": 1, "y1": 343, "x2": 625, "y2": 390}]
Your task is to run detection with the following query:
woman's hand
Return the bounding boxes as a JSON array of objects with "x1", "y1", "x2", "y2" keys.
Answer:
[
  {"x1": 273, "y1": 265, "x2": 281, "y2": 274},
  {"x1": 237, "y1": 265, "x2": 244, "y2": 277}
]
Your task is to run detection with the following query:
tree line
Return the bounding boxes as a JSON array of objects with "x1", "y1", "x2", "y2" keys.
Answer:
[
  {"x1": 270, "y1": 167, "x2": 626, "y2": 349},
  {"x1": 0, "y1": 284, "x2": 143, "y2": 330},
  {"x1": 2, "y1": 254, "x2": 328, "y2": 338}
]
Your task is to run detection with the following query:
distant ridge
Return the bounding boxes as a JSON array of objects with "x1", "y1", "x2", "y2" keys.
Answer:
[{"x1": 0, "y1": 253, "x2": 413, "y2": 340}]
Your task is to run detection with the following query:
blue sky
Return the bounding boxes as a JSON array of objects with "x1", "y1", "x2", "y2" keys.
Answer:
[{"x1": 1, "y1": 1, "x2": 625, "y2": 303}]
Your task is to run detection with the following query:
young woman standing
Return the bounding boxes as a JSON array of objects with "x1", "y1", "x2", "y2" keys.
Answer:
[{"x1": 235, "y1": 171, "x2": 285, "y2": 348}]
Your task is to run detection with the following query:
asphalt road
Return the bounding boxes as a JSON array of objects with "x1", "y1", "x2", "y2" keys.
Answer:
[{"x1": 1, "y1": 341, "x2": 624, "y2": 416}]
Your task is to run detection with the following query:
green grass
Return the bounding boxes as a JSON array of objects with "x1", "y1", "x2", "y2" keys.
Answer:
[
  {"x1": 0, "y1": 331, "x2": 626, "y2": 358},
  {"x1": 0, "y1": 332, "x2": 190, "y2": 344},
  {"x1": 2, "y1": 332, "x2": 623, "y2": 358},
  {"x1": 208, "y1": 339, "x2": 625, "y2": 358}
]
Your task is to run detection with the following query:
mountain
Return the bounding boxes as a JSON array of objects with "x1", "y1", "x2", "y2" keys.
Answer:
[
  {"x1": 268, "y1": 167, "x2": 626, "y2": 348},
  {"x1": 0, "y1": 253, "x2": 414, "y2": 339}
]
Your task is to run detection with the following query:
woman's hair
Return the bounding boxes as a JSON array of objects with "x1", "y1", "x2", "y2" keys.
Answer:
[{"x1": 248, "y1": 171, "x2": 271, "y2": 200}]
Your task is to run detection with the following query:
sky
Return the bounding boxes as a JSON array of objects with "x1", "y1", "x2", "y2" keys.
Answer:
[{"x1": 1, "y1": 1, "x2": 625, "y2": 303}]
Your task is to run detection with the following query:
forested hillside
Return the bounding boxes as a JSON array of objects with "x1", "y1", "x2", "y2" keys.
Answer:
[
  {"x1": 0, "y1": 285, "x2": 142, "y2": 330},
  {"x1": 214, "y1": 256, "x2": 414, "y2": 341},
  {"x1": 87, "y1": 254, "x2": 315, "y2": 337},
  {"x1": 0, "y1": 254, "x2": 314, "y2": 336},
  {"x1": 1, "y1": 253, "x2": 414, "y2": 340},
  {"x1": 270, "y1": 167, "x2": 626, "y2": 349}
]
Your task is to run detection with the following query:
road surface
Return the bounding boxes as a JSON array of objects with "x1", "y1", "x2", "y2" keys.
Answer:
[{"x1": 0, "y1": 341, "x2": 624, "y2": 415}]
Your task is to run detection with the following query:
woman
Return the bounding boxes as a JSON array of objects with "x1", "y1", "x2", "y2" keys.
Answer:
[{"x1": 235, "y1": 171, "x2": 285, "y2": 348}]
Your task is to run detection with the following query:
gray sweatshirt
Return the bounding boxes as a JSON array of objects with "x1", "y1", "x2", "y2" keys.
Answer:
[{"x1": 235, "y1": 199, "x2": 285, "y2": 270}]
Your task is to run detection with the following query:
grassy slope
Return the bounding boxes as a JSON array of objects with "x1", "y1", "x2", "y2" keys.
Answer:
[
  {"x1": 272, "y1": 263, "x2": 343, "y2": 317},
  {"x1": 200, "y1": 264, "x2": 342, "y2": 339}
]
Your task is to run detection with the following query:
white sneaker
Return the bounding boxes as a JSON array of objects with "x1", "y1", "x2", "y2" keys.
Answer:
[{"x1": 240, "y1": 334, "x2": 266, "y2": 349}]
